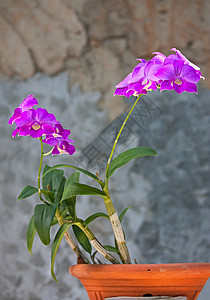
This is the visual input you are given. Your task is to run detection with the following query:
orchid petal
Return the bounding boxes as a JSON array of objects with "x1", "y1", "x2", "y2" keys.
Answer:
[
  {"x1": 52, "y1": 146, "x2": 60, "y2": 155},
  {"x1": 115, "y1": 73, "x2": 132, "y2": 88},
  {"x1": 145, "y1": 62, "x2": 162, "y2": 80},
  {"x1": 12, "y1": 127, "x2": 20, "y2": 137},
  {"x1": 182, "y1": 81, "x2": 198, "y2": 93},
  {"x1": 173, "y1": 82, "x2": 185, "y2": 94},
  {"x1": 15, "y1": 110, "x2": 33, "y2": 127},
  {"x1": 155, "y1": 64, "x2": 175, "y2": 80},
  {"x1": 18, "y1": 126, "x2": 31, "y2": 136},
  {"x1": 152, "y1": 52, "x2": 166, "y2": 63},
  {"x1": 8, "y1": 108, "x2": 22, "y2": 125},
  {"x1": 173, "y1": 60, "x2": 184, "y2": 76},
  {"x1": 42, "y1": 124, "x2": 55, "y2": 134},
  {"x1": 20, "y1": 95, "x2": 38, "y2": 111},
  {"x1": 181, "y1": 64, "x2": 201, "y2": 83},
  {"x1": 164, "y1": 54, "x2": 178, "y2": 65},
  {"x1": 171, "y1": 48, "x2": 200, "y2": 70},
  {"x1": 114, "y1": 87, "x2": 130, "y2": 96},
  {"x1": 129, "y1": 66, "x2": 145, "y2": 83},
  {"x1": 160, "y1": 80, "x2": 173, "y2": 91}
]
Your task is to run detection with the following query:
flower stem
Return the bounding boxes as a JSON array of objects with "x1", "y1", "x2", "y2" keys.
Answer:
[
  {"x1": 103, "y1": 95, "x2": 142, "y2": 264},
  {"x1": 105, "y1": 95, "x2": 142, "y2": 181},
  {"x1": 38, "y1": 138, "x2": 47, "y2": 204}
]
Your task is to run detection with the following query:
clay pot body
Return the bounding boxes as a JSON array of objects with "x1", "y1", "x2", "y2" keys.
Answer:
[{"x1": 70, "y1": 263, "x2": 210, "y2": 300}]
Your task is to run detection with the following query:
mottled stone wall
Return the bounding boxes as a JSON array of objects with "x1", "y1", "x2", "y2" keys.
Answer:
[
  {"x1": 0, "y1": 0, "x2": 210, "y2": 115},
  {"x1": 0, "y1": 1, "x2": 210, "y2": 300}
]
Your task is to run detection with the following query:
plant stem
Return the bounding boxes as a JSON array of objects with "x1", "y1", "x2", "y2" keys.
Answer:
[
  {"x1": 75, "y1": 222, "x2": 120, "y2": 264},
  {"x1": 103, "y1": 95, "x2": 142, "y2": 264},
  {"x1": 105, "y1": 95, "x2": 142, "y2": 181},
  {"x1": 38, "y1": 138, "x2": 48, "y2": 204},
  {"x1": 103, "y1": 192, "x2": 131, "y2": 264},
  {"x1": 55, "y1": 209, "x2": 88, "y2": 263},
  {"x1": 38, "y1": 139, "x2": 88, "y2": 263}
]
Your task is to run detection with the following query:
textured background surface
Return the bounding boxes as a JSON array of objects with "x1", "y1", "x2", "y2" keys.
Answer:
[{"x1": 0, "y1": 1, "x2": 210, "y2": 299}]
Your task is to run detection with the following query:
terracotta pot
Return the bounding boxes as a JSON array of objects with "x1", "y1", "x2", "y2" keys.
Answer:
[{"x1": 70, "y1": 263, "x2": 210, "y2": 300}]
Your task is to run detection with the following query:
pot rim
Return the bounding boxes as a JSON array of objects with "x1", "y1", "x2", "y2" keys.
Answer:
[{"x1": 70, "y1": 262, "x2": 210, "y2": 280}]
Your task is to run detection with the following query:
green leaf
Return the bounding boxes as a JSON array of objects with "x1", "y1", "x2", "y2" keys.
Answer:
[
  {"x1": 72, "y1": 225, "x2": 92, "y2": 254},
  {"x1": 63, "y1": 172, "x2": 80, "y2": 218},
  {"x1": 107, "y1": 147, "x2": 157, "y2": 180},
  {"x1": 42, "y1": 165, "x2": 53, "y2": 191},
  {"x1": 84, "y1": 212, "x2": 109, "y2": 226},
  {"x1": 62, "y1": 183, "x2": 105, "y2": 201},
  {"x1": 40, "y1": 189, "x2": 54, "y2": 202},
  {"x1": 64, "y1": 198, "x2": 76, "y2": 220},
  {"x1": 66, "y1": 172, "x2": 80, "y2": 186},
  {"x1": 42, "y1": 164, "x2": 64, "y2": 191},
  {"x1": 34, "y1": 203, "x2": 57, "y2": 245},
  {"x1": 51, "y1": 223, "x2": 73, "y2": 281},
  {"x1": 119, "y1": 206, "x2": 133, "y2": 223},
  {"x1": 52, "y1": 170, "x2": 64, "y2": 193},
  {"x1": 103, "y1": 245, "x2": 119, "y2": 253},
  {"x1": 27, "y1": 215, "x2": 36, "y2": 255},
  {"x1": 42, "y1": 164, "x2": 104, "y2": 187},
  {"x1": 54, "y1": 177, "x2": 66, "y2": 203},
  {"x1": 17, "y1": 185, "x2": 38, "y2": 200}
]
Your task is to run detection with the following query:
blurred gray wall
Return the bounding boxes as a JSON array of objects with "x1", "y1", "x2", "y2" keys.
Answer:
[{"x1": 0, "y1": 1, "x2": 210, "y2": 300}]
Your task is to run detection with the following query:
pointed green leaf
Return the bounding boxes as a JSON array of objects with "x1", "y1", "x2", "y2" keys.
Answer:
[
  {"x1": 17, "y1": 185, "x2": 38, "y2": 200},
  {"x1": 103, "y1": 245, "x2": 119, "y2": 253},
  {"x1": 83, "y1": 212, "x2": 109, "y2": 226},
  {"x1": 64, "y1": 200, "x2": 76, "y2": 219},
  {"x1": 54, "y1": 176, "x2": 66, "y2": 203},
  {"x1": 27, "y1": 215, "x2": 36, "y2": 255},
  {"x1": 42, "y1": 164, "x2": 104, "y2": 187},
  {"x1": 51, "y1": 223, "x2": 72, "y2": 281},
  {"x1": 42, "y1": 165, "x2": 53, "y2": 191},
  {"x1": 42, "y1": 165, "x2": 63, "y2": 191},
  {"x1": 34, "y1": 203, "x2": 57, "y2": 245},
  {"x1": 52, "y1": 170, "x2": 64, "y2": 193},
  {"x1": 63, "y1": 172, "x2": 80, "y2": 218},
  {"x1": 72, "y1": 225, "x2": 92, "y2": 254},
  {"x1": 119, "y1": 206, "x2": 133, "y2": 223},
  {"x1": 107, "y1": 147, "x2": 157, "y2": 180},
  {"x1": 40, "y1": 189, "x2": 54, "y2": 202},
  {"x1": 42, "y1": 165, "x2": 65, "y2": 202},
  {"x1": 62, "y1": 183, "x2": 105, "y2": 201},
  {"x1": 64, "y1": 215, "x2": 74, "y2": 222},
  {"x1": 66, "y1": 171, "x2": 80, "y2": 185}
]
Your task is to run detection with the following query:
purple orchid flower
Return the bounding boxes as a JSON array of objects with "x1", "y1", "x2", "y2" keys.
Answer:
[
  {"x1": 114, "y1": 48, "x2": 203, "y2": 97},
  {"x1": 155, "y1": 59, "x2": 201, "y2": 94},
  {"x1": 114, "y1": 72, "x2": 136, "y2": 97},
  {"x1": 43, "y1": 136, "x2": 75, "y2": 156},
  {"x1": 53, "y1": 123, "x2": 71, "y2": 139},
  {"x1": 171, "y1": 48, "x2": 204, "y2": 80},
  {"x1": 128, "y1": 60, "x2": 162, "y2": 94},
  {"x1": 151, "y1": 52, "x2": 166, "y2": 63},
  {"x1": 8, "y1": 95, "x2": 38, "y2": 125},
  {"x1": 171, "y1": 48, "x2": 200, "y2": 71},
  {"x1": 13, "y1": 108, "x2": 57, "y2": 138},
  {"x1": 114, "y1": 59, "x2": 160, "y2": 97}
]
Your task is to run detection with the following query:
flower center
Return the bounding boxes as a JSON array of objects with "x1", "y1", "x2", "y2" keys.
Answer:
[
  {"x1": 32, "y1": 121, "x2": 41, "y2": 130},
  {"x1": 174, "y1": 78, "x2": 182, "y2": 85},
  {"x1": 142, "y1": 78, "x2": 148, "y2": 85}
]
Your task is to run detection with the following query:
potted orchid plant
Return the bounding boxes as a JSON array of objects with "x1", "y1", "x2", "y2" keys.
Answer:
[{"x1": 9, "y1": 48, "x2": 210, "y2": 300}]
